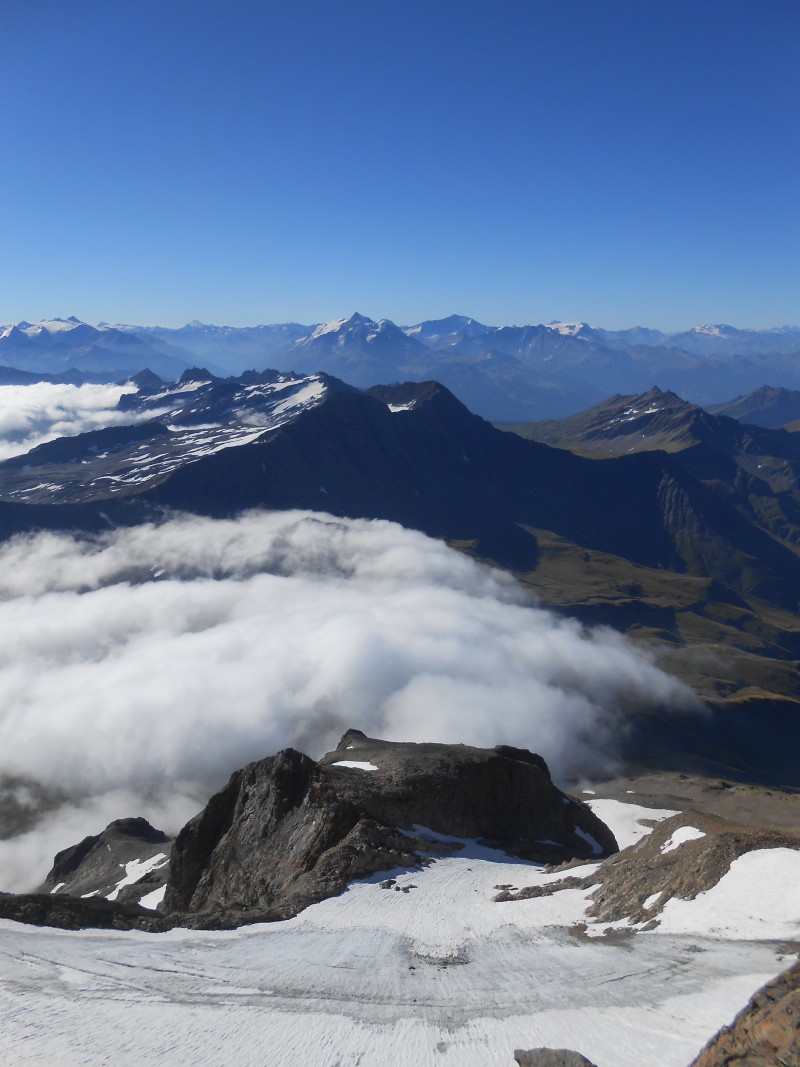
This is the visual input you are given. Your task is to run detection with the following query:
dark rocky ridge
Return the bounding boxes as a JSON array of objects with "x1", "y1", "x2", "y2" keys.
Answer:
[
  {"x1": 38, "y1": 816, "x2": 173, "y2": 905},
  {"x1": 3, "y1": 732, "x2": 617, "y2": 933},
  {"x1": 0, "y1": 892, "x2": 169, "y2": 931},
  {"x1": 164, "y1": 729, "x2": 618, "y2": 927},
  {"x1": 4, "y1": 375, "x2": 800, "y2": 603}
]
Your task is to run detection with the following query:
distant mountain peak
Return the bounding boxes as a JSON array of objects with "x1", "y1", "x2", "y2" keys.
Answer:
[
  {"x1": 545, "y1": 321, "x2": 587, "y2": 336},
  {"x1": 691, "y1": 324, "x2": 737, "y2": 337}
]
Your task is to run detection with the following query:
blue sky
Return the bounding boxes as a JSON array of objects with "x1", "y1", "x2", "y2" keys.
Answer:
[{"x1": 2, "y1": 0, "x2": 798, "y2": 330}]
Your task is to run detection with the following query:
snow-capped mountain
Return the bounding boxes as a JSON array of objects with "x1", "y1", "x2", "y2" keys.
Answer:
[
  {"x1": 4, "y1": 314, "x2": 800, "y2": 423},
  {"x1": 0, "y1": 317, "x2": 193, "y2": 380},
  {"x1": 287, "y1": 312, "x2": 430, "y2": 385},
  {"x1": 121, "y1": 320, "x2": 311, "y2": 375},
  {"x1": 404, "y1": 314, "x2": 492, "y2": 348},
  {"x1": 3, "y1": 371, "x2": 800, "y2": 627},
  {"x1": 0, "y1": 368, "x2": 338, "y2": 505}
]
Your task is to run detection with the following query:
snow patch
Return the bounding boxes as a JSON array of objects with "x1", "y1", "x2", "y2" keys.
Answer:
[
  {"x1": 661, "y1": 826, "x2": 706, "y2": 854},
  {"x1": 138, "y1": 884, "x2": 167, "y2": 910},
  {"x1": 657, "y1": 848, "x2": 800, "y2": 939},
  {"x1": 106, "y1": 853, "x2": 169, "y2": 901},
  {"x1": 587, "y1": 799, "x2": 679, "y2": 850}
]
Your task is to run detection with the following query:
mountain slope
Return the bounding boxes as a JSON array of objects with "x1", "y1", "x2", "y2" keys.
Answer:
[
  {"x1": 2, "y1": 375, "x2": 800, "y2": 606},
  {"x1": 708, "y1": 384, "x2": 800, "y2": 428}
]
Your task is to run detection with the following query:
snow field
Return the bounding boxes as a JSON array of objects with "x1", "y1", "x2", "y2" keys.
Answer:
[{"x1": 0, "y1": 802, "x2": 796, "y2": 1066}]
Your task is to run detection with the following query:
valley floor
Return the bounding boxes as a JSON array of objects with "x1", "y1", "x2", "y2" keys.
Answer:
[{"x1": 0, "y1": 797, "x2": 797, "y2": 1067}]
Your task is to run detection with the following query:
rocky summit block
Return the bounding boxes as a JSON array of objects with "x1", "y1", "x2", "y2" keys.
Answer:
[{"x1": 163, "y1": 729, "x2": 618, "y2": 928}]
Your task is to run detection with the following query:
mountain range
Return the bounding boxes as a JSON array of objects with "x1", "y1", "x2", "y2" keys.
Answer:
[
  {"x1": 5, "y1": 314, "x2": 800, "y2": 422},
  {"x1": 0, "y1": 347, "x2": 798, "y2": 1065},
  {"x1": 1, "y1": 369, "x2": 798, "y2": 783}
]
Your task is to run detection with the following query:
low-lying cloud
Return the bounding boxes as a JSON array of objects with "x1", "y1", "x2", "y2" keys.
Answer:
[
  {"x1": 0, "y1": 382, "x2": 164, "y2": 460},
  {"x1": 0, "y1": 510, "x2": 697, "y2": 890}
]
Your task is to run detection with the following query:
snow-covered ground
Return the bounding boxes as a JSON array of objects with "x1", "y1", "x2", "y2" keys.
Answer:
[{"x1": 0, "y1": 802, "x2": 796, "y2": 1067}]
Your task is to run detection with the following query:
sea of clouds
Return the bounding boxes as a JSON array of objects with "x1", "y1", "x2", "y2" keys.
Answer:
[
  {"x1": 0, "y1": 382, "x2": 166, "y2": 460},
  {"x1": 0, "y1": 510, "x2": 697, "y2": 891}
]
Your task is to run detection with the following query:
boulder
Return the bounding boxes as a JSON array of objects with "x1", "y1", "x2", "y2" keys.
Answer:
[{"x1": 514, "y1": 1050, "x2": 599, "y2": 1067}]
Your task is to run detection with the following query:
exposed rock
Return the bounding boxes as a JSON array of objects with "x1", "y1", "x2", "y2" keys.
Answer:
[
  {"x1": 689, "y1": 959, "x2": 800, "y2": 1066},
  {"x1": 495, "y1": 805, "x2": 800, "y2": 936},
  {"x1": 163, "y1": 730, "x2": 618, "y2": 927},
  {"x1": 38, "y1": 817, "x2": 173, "y2": 906},
  {"x1": 0, "y1": 892, "x2": 169, "y2": 932},
  {"x1": 585, "y1": 812, "x2": 800, "y2": 928},
  {"x1": 514, "y1": 1050, "x2": 599, "y2": 1067}
]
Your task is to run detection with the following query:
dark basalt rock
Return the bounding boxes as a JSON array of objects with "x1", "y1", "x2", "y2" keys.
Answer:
[
  {"x1": 162, "y1": 729, "x2": 618, "y2": 928},
  {"x1": 38, "y1": 816, "x2": 172, "y2": 905}
]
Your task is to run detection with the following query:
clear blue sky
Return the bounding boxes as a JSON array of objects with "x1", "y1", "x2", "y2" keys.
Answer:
[{"x1": 2, "y1": 0, "x2": 798, "y2": 330}]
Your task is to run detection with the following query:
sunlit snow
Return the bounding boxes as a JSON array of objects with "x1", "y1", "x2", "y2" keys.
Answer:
[
  {"x1": 661, "y1": 826, "x2": 706, "y2": 854},
  {"x1": 0, "y1": 801, "x2": 795, "y2": 1066}
]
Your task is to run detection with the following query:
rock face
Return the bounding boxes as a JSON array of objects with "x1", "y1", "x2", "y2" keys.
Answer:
[
  {"x1": 689, "y1": 959, "x2": 800, "y2": 1067},
  {"x1": 163, "y1": 730, "x2": 618, "y2": 927},
  {"x1": 38, "y1": 817, "x2": 172, "y2": 906}
]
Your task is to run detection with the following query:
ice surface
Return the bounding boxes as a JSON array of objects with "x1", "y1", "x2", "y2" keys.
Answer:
[
  {"x1": 331, "y1": 760, "x2": 379, "y2": 771},
  {"x1": 0, "y1": 823, "x2": 791, "y2": 1066}
]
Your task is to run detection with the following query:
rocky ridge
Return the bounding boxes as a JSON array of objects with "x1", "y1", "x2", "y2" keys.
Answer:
[
  {"x1": 494, "y1": 807, "x2": 800, "y2": 934},
  {"x1": 164, "y1": 729, "x2": 617, "y2": 927},
  {"x1": 38, "y1": 816, "x2": 173, "y2": 906},
  {"x1": 3, "y1": 731, "x2": 617, "y2": 932}
]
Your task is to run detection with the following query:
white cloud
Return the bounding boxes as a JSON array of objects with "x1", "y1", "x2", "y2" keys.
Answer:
[
  {"x1": 0, "y1": 511, "x2": 697, "y2": 891},
  {"x1": 0, "y1": 382, "x2": 166, "y2": 460}
]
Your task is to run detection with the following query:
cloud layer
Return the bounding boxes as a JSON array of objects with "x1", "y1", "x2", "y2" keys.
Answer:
[
  {"x1": 0, "y1": 511, "x2": 696, "y2": 890},
  {"x1": 0, "y1": 382, "x2": 164, "y2": 460}
]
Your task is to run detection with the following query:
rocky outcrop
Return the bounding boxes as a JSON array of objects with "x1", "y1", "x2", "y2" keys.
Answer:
[
  {"x1": 38, "y1": 817, "x2": 172, "y2": 906},
  {"x1": 497, "y1": 808, "x2": 800, "y2": 930},
  {"x1": 162, "y1": 730, "x2": 618, "y2": 928},
  {"x1": 514, "y1": 1051, "x2": 598, "y2": 1067},
  {"x1": 0, "y1": 892, "x2": 169, "y2": 932},
  {"x1": 689, "y1": 960, "x2": 800, "y2": 1066},
  {"x1": 584, "y1": 812, "x2": 800, "y2": 928}
]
